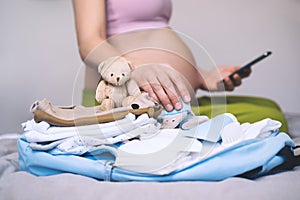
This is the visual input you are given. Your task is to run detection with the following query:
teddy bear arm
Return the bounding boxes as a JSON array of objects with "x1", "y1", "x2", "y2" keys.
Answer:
[
  {"x1": 126, "y1": 79, "x2": 141, "y2": 97},
  {"x1": 95, "y1": 80, "x2": 108, "y2": 103}
]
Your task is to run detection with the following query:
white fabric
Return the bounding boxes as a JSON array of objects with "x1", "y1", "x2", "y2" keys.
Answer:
[
  {"x1": 24, "y1": 113, "x2": 159, "y2": 154},
  {"x1": 115, "y1": 116, "x2": 281, "y2": 175},
  {"x1": 116, "y1": 128, "x2": 203, "y2": 174},
  {"x1": 118, "y1": 129, "x2": 202, "y2": 154},
  {"x1": 23, "y1": 113, "x2": 150, "y2": 143},
  {"x1": 220, "y1": 118, "x2": 281, "y2": 146}
]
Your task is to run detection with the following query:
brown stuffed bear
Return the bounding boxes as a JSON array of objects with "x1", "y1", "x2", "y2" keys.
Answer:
[{"x1": 95, "y1": 57, "x2": 142, "y2": 111}]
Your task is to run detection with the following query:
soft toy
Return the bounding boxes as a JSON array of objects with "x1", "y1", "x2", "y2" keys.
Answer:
[
  {"x1": 158, "y1": 100, "x2": 209, "y2": 129},
  {"x1": 95, "y1": 57, "x2": 142, "y2": 111}
]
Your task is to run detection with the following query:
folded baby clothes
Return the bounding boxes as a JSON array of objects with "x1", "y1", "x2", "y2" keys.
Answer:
[
  {"x1": 21, "y1": 111, "x2": 283, "y2": 175},
  {"x1": 23, "y1": 113, "x2": 152, "y2": 143},
  {"x1": 23, "y1": 113, "x2": 161, "y2": 155},
  {"x1": 18, "y1": 92, "x2": 292, "y2": 179},
  {"x1": 112, "y1": 114, "x2": 282, "y2": 175},
  {"x1": 18, "y1": 113, "x2": 298, "y2": 181},
  {"x1": 115, "y1": 128, "x2": 203, "y2": 175},
  {"x1": 29, "y1": 122, "x2": 160, "y2": 155},
  {"x1": 30, "y1": 98, "x2": 163, "y2": 127}
]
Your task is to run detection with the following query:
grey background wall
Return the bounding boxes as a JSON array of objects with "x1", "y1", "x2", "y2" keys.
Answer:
[{"x1": 1, "y1": 0, "x2": 299, "y2": 134}]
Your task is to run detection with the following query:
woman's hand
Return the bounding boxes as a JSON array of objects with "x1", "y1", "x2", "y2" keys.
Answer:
[
  {"x1": 131, "y1": 64, "x2": 191, "y2": 111},
  {"x1": 200, "y1": 65, "x2": 251, "y2": 91}
]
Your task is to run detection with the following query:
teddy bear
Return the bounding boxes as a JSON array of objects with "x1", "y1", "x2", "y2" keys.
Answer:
[
  {"x1": 158, "y1": 99, "x2": 209, "y2": 129},
  {"x1": 95, "y1": 56, "x2": 142, "y2": 111}
]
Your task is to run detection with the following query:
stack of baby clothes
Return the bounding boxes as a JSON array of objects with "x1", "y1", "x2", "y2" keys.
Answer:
[
  {"x1": 19, "y1": 98, "x2": 297, "y2": 181},
  {"x1": 22, "y1": 98, "x2": 162, "y2": 155}
]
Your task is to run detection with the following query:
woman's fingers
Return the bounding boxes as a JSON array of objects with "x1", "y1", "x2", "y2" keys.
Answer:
[
  {"x1": 222, "y1": 73, "x2": 242, "y2": 91},
  {"x1": 149, "y1": 77, "x2": 174, "y2": 111},
  {"x1": 132, "y1": 64, "x2": 192, "y2": 111},
  {"x1": 231, "y1": 73, "x2": 242, "y2": 86},
  {"x1": 156, "y1": 72, "x2": 182, "y2": 110},
  {"x1": 169, "y1": 71, "x2": 191, "y2": 103},
  {"x1": 222, "y1": 76, "x2": 234, "y2": 91},
  {"x1": 138, "y1": 81, "x2": 159, "y2": 103}
]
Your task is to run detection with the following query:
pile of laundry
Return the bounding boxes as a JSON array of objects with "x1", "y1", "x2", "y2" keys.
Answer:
[{"x1": 17, "y1": 98, "x2": 294, "y2": 180}]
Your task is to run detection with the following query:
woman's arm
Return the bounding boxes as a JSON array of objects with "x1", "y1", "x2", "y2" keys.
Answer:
[{"x1": 72, "y1": 0, "x2": 120, "y2": 68}]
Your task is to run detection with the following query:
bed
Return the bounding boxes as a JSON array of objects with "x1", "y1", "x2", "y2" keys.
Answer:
[{"x1": 0, "y1": 112, "x2": 300, "y2": 200}]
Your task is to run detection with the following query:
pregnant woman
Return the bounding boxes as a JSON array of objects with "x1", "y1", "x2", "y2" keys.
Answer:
[{"x1": 72, "y1": 0, "x2": 288, "y2": 132}]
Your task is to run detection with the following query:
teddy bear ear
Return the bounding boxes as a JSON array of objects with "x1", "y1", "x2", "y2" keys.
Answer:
[
  {"x1": 98, "y1": 56, "x2": 117, "y2": 74},
  {"x1": 98, "y1": 61, "x2": 106, "y2": 74}
]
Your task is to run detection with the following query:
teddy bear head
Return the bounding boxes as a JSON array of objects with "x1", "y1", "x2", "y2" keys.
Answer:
[{"x1": 98, "y1": 57, "x2": 133, "y2": 86}]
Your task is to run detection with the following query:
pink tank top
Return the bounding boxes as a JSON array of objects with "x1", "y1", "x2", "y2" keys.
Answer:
[{"x1": 106, "y1": 0, "x2": 172, "y2": 36}]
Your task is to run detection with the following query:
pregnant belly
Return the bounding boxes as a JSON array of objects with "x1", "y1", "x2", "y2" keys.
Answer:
[
  {"x1": 124, "y1": 49, "x2": 201, "y2": 91},
  {"x1": 85, "y1": 28, "x2": 202, "y2": 91}
]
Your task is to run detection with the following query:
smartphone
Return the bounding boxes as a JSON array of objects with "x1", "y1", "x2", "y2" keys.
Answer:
[{"x1": 225, "y1": 51, "x2": 272, "y2": 82}]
